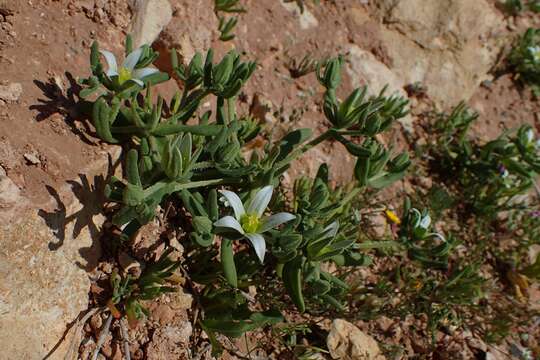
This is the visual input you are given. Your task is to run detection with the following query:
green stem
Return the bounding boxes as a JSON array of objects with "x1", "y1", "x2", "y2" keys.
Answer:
[
  {"x1": 216, "y1": 96, "x2": 226, "y2": 125},
  {"x1": 142, "y1": 178, "x2": 233, "y2": 200},
  {"x1": 227, "y1": 97, "x2": 236, "y2": 123},
  {"x1": 221, "y1": 238, "x2": 238, "y2": 287},
  {"x1": 326, "y1": 187, "x2": 362, "y2": 218},
  {"x1": 276, "y1": 129, "x2": 335, "y2": 169}
]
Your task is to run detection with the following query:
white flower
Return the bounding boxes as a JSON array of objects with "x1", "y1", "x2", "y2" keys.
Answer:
[
  {"x1": 526, "y1": 128, "x2": 535, "y2": 144},
  {"x1": 410, "y1": 208, "x2": 446, "y2": 242},
  {"x1": 419, "y1": 213, "x2": 431, "y2": 229},
  {"x1": 100, "y1": 47, "x2": 158, "y2": 87},
  {"x1": 528, "y1": 46, "x2": 540, "y2": 63},
  {"x1": 213, "y1": 186, "x2": 296, "y2": 263}
]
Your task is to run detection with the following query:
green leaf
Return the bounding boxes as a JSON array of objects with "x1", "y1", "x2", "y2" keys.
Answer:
[
  {"x1": 202, "y1": 309, "x2": 283, "y2": 338},
  {"x1": 221, "y1": 238, "x2": 238, "y2": 287},
  {"x1": 368, "y1": 170, "x2": 406, "y2": 189},
  {"x1": 277, "y1": 128, "x2": 313, "y2": 162},
  {"x1": 283, "y1": 256, "x2": 306, "y2": 312}
]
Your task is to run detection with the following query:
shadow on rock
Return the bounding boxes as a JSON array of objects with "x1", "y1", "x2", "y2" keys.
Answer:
[
  {"x1": 38, "y1": 153, "x2": 120, "y2": 271},
  {"x1": 29, "y1": 71, "x2": 97, "y2": 145}
]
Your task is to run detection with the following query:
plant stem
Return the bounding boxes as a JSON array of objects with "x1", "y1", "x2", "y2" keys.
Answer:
[
  {"x1": 120, "y1": 319, "x2": 132, "y2": 360},
  {"x1": 227, "y1": 97, "x2": 236, "y2": 123},
  {"x1": 91, "y1": 313, "x2": 113, "y2": 360},
  {"x1": 63, "y1": 307, "x2": 102, "y2": 360},
  {"x1": 276, "y1": 129, "x2": 335, "y2": 170},
  {"x1": 143, "y1": 177, "x2": 240, "y2": 201}
]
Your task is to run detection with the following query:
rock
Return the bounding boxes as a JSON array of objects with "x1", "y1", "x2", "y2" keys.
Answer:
[
  {"x1": 146, "y1": 323, "x2": 192, "y2": 360},
  {"x1": 89, "y1": 313, "x2": 103, "y2": 335},
  {"x1": 280, "y1": 0, "x2": 319, "y2": 29},
  {"x1": 0, "y1": 147, "x2": 120, "y2": 360},
  {"x1": 346, "y1": 45, "x2": 413, "y2": 132},
  {"x1": 130, "y1": 0, "x2": 173, "y2": 48},
  {"x1": 152, "y1": 0, "x2": 218, "y2": 74},
  {"x1": 529, "y1": 244, "x2": 540, "y2": 264},
  {"x1": 370, "y1": 212, "x2": 388, "y2": 238},
  {"x1": 169, "y1": 291, "x2": 193, "y2": 310},
  {"x1": 132, "y1": 220, "x2": 161, "y2": 260},
  {"x1": 0, "y1": 173, "x2": 22, "y2": 210},
  {"x1": 327, "y1": 319, "x2": 385, "y2": 360},
  {"x1": 0, "y1": 82, "x2": 22, "y2": 103},
  {"x1": 486, "y1": 348, "x2": 509, "y2": 360},
  {"x1": 0, "y1": 138, "x2": 18, "y2": 170},
  {"x1": 23, "y1": 152, "x2": 40, "y2": 165},
  {"x1": 372, "y1": 0, "x2": 504, "y2": 108},
  {"x1": 152, "y1": 304, "x2": 176, "y2": 325}
]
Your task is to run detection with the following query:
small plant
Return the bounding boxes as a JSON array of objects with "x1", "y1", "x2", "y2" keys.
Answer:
[
  {"x1": 78, "y1": 34, "x2": 412, "y2": 355},
  {"x1": 505, "y1": 0, "x2": 525, "y2": 14},
  {"x1": 109, "y1": 248, "x2": 181, "y2": 327},
  {"x1": 504, "y1": 0, "x2": 540, "y2": 14},
  {"x1": 287, "y1": 53, "x2": 321, "y2": 78},
  {"x1": 214, "y1": 0, "x2": 246, "y2": 41},
  {"x1": 398, "y1": 200, "x2": 455, "y2": 270},
  {"x1": 348, "y1": 201, "x2": 485, "y2": 343},
  {"x1": 433, "y1": 102, "x2": 540, "y2": 218},
  {"x1": 509, "y1": 28, "x2": 540, "y2": 95}
]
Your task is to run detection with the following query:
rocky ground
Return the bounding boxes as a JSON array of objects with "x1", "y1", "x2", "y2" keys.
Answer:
[{"x1": 0, "y1": 0, "x2": 539, "y2": 359}]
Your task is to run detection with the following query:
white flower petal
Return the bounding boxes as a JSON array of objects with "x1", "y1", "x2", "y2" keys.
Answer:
[
  {"x1": 247, "y1": 185, "x2": 273, "y2": 217},
  {"x1": 129, "y1": 78, "x2": 144, "y2": 87},
  {"x1": 132, "y1": 67, "x2": 159, "y2": 79},
  {"x1": 419, "y1": 214, "x2": 431, "y2": 229},
  {"x1": 219, "y1": 190, "x2": 245, "y2": 219},
  {"x1": 123, "y1": 48, "x2": 143, "y2": 70},
  {"x1": 428, "y1": 232, "x2": 446, "y2": 243},
  {"x1": 260, "y1": 212, "x2": 296, "y2": 233},
  {"x1": 322, "y1": 220, "x2": 339, "y2": 238},
  {"x1": 214, "y1": 216, "x2": 245, "y2": 234},
  {"x1": 99, "y1": 50, "x2": 118, "y2": 76},
  {"x1": 526, "y1": 129, "x2": 535, "y2": 143},
  {"x1": 245, "y1": 233, "x2": 266, "y2": 263}
]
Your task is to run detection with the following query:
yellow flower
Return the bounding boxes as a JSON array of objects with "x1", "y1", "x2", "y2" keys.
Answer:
[{"x1": 385, "y1": 209, "x2": 401, "y2": 225}]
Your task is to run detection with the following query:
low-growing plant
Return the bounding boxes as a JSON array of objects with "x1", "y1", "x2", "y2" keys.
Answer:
[
  {"x1": 398, "y1": 199, "x2": 456, "y2": 270},
  {"x1": 108, "y1": 248, "x2": 181, "y2": 327},
  {"x1": 214, "y1": 0, "x2": 245, "y2": 41},
  {"x1": 509, "y1": 28, "x2": 540, "y2": 95},
  {"x1": 287, "y1": 53, "x2": 321, "y2": 78},
  {"x1": 78, "y1": 35, "x2": 412, "y2": 354},
  {"x1": 433, "y1": 102, "x2": 540, "y2": 218},
  {"x1": 348, "y1": 202, "x2": 486, "y2": 343},
  {"x1": 504, "y1": 0, "x2": 540, "y2": 14}
]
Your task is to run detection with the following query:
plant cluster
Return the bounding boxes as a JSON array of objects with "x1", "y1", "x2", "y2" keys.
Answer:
[
  {"x1": 287, "y1": 53, "x2": 321, "y2": 78},
  {"x1": 504, "y1": 0, "x2": 540, "y2": 15},
  {"x1": 79, "y1": 35, "x2": 412, "y2": 354},
  {"x1": 509, "y1": 28, "x2": 540, "y2": 95},
  {"x1": 433, "y1": 102, "x2": 540, "y2": 218}
]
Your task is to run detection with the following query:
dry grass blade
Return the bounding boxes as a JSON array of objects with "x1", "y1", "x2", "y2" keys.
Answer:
[{"x1": 91, "y1": 313, "x2": 113, "y2": 360}]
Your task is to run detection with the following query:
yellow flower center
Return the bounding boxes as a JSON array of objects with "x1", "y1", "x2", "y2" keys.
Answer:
[
  {"x1": 118, "y1": 67, "x2": 132, "y2": 85},
  {"x1": 240, "y1": 213, "x2": 260, "y2": 233}
]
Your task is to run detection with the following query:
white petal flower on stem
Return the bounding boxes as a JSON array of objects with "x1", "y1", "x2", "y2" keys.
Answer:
[
  {"x1": 528, "y1": 46, "x2": 540, "y2": 62},
  {"x1": 99, "y1": 47, "x2": 159, "y2": 87},
  {"x1": 213, "y1": 186, "x2": 296, "y2": 263}
]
